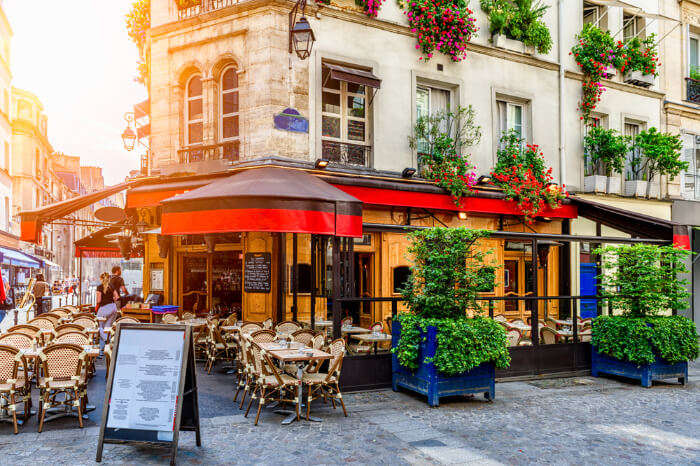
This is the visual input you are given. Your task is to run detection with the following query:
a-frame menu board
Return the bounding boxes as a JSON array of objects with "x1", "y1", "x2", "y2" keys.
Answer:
[{"x1": 96, "y1": 323, "x2": 201, "y2": 465}]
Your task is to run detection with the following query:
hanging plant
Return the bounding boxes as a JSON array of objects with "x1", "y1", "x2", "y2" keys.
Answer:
[
  {"x1": 408, "y1": 105, "x2": 482, "y2": 203},
  {"x1": 126, "y1": 0, "x2": 150, "y2": 84},
  {"x1": 403, "y1": 0, "x2": 479, "y2": 62},
  {"x1": 174, "y1": 0, "x2": 201, "y2": 9},
  {"x1": 621, "y1": 35, "x2": 660, "y2": 77},
  {"x1": 490, "y1": 130, "x2": 567, "y2": 223},
  {"x1": 480, "y1": 0, "x2": 553, "y2": 54},
  {"x1": 355, "y1": 0, "x2": 385, "y2": 17}
]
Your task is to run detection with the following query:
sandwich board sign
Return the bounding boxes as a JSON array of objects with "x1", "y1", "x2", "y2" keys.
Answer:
[{"x1": 96, "y1": 323, "x2": 201, "y2": 465}]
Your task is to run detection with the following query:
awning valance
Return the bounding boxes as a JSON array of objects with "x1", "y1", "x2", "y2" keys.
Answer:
[
  {"x1": 161, "y1": 167, "x2": 363, "y2": 237},
  {"x1": 125, "y1": 177, "x2": 218, "y2": 208},
  {"x1": 324, "y1": 63, "x2": 381, "y2": 89},
  {"x1": 20, "y1": 180, "x2": 139, "y2": 243}
]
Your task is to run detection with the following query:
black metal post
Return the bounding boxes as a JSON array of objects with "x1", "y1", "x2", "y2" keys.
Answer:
[
  {"x1": 391, "y1": 299, "x2": 398, "y2": 319},
  {"x1": 531, "y1": 239, "x2": 539, "y2": 347},
  {"x1": 488, "y1": 299, "x2": 494, "y2": 318},
  {"x1": 560, "y1": 219, "x2": 572, "y2": 320},
  {"x1": 276, "y1": 233, "x2": 286, "y2": 323},
  {"x1": 332, "y1": 236, "x2": 341, "y2": 340},
  {"x1": 292, "y1": 233, "x2": 298, "y2": 322},
  {"x1": 310, "y1": 235, "x2": 316, "y2": 330},
  {"x1": 595, "y1": 222, "x2": 603, "y2": 317}
]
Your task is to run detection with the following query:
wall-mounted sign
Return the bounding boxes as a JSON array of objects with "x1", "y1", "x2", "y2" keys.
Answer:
[
  {"x1": 273, "y1": 107, "x2": 309, "y2": 133},
  {"x1": 150, "y1": 264, "x2": 164, "y2": 291},
  {"x1": 244, "y1": 252, "x2": 271, "y2": 293}
]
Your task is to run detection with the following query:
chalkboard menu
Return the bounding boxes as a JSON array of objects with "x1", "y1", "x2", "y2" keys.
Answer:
[{"x1": 244, "y1": 252, "x2": 271, "y2": 293}]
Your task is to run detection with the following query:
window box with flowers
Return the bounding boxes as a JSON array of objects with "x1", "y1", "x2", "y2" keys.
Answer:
[
  {"x1": 489, "y1": 130, "x2": 567, "y2": 223},
  {"x1": 480, "y1": 0, "x2": 553, "y2": 56},
  {"x1": 621, "y1": 36, "x2": 659, "y2": 88}
]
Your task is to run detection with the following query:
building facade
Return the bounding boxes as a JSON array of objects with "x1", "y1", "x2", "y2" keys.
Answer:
[{"x1": 0, "y1": 1, "x2": 12, "y2": 242}]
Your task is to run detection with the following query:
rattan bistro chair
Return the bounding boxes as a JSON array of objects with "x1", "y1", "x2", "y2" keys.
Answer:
[
  {"x1": 0, "y1": 333, "x2": 34, "y2": 350},
  {"x1": 162, "y1": 313, "x2": 178, "y2": 324},
  {"x1": 506, "y1": 329, "x2": 522, "y2": 347},
  {"x1": 53, "y1": 323, "x2": 85, "y2": 338},
  {"x1": 540, "y1": 326, "x2": 559, "y2": 345},
  {"x1": 0, "y1": 345, "x2": 31, "y2": 434},
  {"x1": 28, "y1": 317, "x2": 56, "y2": 331},
  {"x1": 303, "y1": 338, "x2": 348, "y2": 420},
  {"x1": 275, "y1": 321, "x2": 302, "y2": 336},
  {"x1": 204, "y1": 323, "x2": 236, "y2": 374},
  {"x1": 52, "y1": 331, "x2": 90, "y2": 346},
  {"x1": 245, "y1": 342, "x2": 300, "y2": 426},
  {"x1": 250, "y1": 330, "x2": 277, "y2": 344},
  {"x1": 262, "y1": 318, "x2": 273, "y2": 329},
  {"x1": 291, "y1": 329, "x2": 316, "y2": 347},
  {"x1": 115, "y1": 316, "x2": 140, "y2": 325},
  {"x1": 239, "y1": 322, "x2": 263, "y2": 335},
  {"x1": 7, "y1": 325, "x2": 40, "y2": 341},
  {"x1": 37, "y1": 343, "x2": 88, "y2": 432},
  {"x1": 72, "y1": 316, "x2": 97, "y2": 330}
]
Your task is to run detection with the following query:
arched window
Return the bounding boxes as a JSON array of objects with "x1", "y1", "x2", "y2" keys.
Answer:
[
  {"x1": 220, "y1": 66, "x2": 240, "y2": 159},
  {"x1": 186, "y1": 75, "x2": 203, "y2": 145}
]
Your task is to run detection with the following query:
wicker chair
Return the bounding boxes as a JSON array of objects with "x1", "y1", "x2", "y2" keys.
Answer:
[
  {"x1": 0, "y1": 333, "x2": 34, "y2": 350},
  {"x1": 0, "y1": 344, "x2": 31, "y2": 434},
  {"x1": 350, "y1": 322, "x2": 384, "y2": 354},
  {"x1": 204, "y1": 323, "x2": 236, "y2": 374},
  {"x1": 52, "y1": 331, "x2": 90, "y2": 346},
  {"x1": 506, "y1": 329, "x2": 522, "y2": 347},
  {"x1": 290, "y1": 329, "x2": 316, "y2": 346},
  {"x1": 54, "y1": 323, "x2": 85, "y2": 337},
  {"x1": 239, "y1": 322, "x2": 263, "y2": 335},
  {"x1": 52, "y1": 308, "x2": 71, "y2": 317},
  {"x1": 341, "y1": 317, "x2": 353, "y2": 326},
  {"x1": 162, "y1": 313, "x2": 178, "y2": 324},
  {"x1": 114, "y1": 316, "x2": 139, "y2": 325},
  {"x1": 250, "y1": 329, "x2": 277, "y2": 344},
  {"x1": 63, "y1": 305, "x2": 79, "y2": 313},
  {"x1": 540, "y1": 326, "x2": 559, "y2": 345},
  {"x1": 181, "y1": 312, "x2": 195, "y2": 320},
  {"x1": 262, "y1": 318, "x2": 273, "y2": 329},
  {"x1": 544, "y1": 318, "x2": 558, "y2": 329},
  {"x1": 7, "y1": 325, "x2": 40, "y2": 341},
  {"x1": 245, "y1": 342, "x2": 300, "y2": 426},
  {"x1": 275, "y1": 321, "x2": 301, "y2": 336},
  {"x1": 71, "y1": 312, "x2": 96, "y2": 322},
  {"x1": 28, "y1": 317, "x2": 56, "y2": 331},
  {"x1": 234, "y1": 337, "x2": 253, "y2": 408},
  {"x1": 41, "y1": 313, "x2": 62, "y2": 325},
  {"x1": 303, "y1": 338, "x2": 347, "y2": 420},
  {"x1": 72, "y1": 317, "x2": 97, "y2": 330},
  {"x1": 37, "y1": 343, "x2": 87, "y2": 432},
  {"x1": 310, "y1": 333, "x2": 325, "y2": 350},
  {"x1": 493, "y1": 315, "x2": 507, "y2": 323}
]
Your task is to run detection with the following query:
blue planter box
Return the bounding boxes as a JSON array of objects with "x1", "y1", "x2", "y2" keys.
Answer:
[
  {"x1": 591, "y1": 349, "x2": 688, "y2": 388},
  {"x1": 391, "y1": 322, "x2": 495, "y2": 407}
]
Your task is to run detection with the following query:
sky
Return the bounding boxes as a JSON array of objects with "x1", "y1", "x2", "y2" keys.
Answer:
[{"x1": 6, "y1": 0, "x2": 147, "y2": 185}]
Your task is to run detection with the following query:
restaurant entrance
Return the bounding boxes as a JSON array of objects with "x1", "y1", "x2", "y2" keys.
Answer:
[{"x1": 178, "y1": 250, "x2": 243, "y2": 317}]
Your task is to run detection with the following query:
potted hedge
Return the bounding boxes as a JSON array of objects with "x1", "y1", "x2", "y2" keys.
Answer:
[
  {"x1": 624, "y1": 128, "x2": 686, "y2": 198},
  {"x1": 391, "y1": 227, "x2": 510, "y2": 407},
  {"x1": 621, "y1": 35, "x2": 659, "y2": 88},
  {"x1": 591, "y1": 244, "x2": 699, "y2": 387},
  {"x1": 480, "y1": 0, "x2": 553, "y2": 55},
  {"x1": 583, "y1": 127, "x2": 629, "y2": 194}
]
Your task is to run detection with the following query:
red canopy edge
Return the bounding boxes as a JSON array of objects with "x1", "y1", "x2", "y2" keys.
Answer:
[
  {"x1": 332, "y1": 185, "x2": 578, "y2": 219},
  {"x1": 20, "y1": 180, "x2": 141, "y2": 243}
]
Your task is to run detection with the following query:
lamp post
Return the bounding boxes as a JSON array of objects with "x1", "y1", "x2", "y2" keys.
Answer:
[
  {"x1": 122, "y1": 111, "x2": 149, "y2": 175},
  {"x1": 289, "y1": 0, "x2": 315, "y2": 60}
]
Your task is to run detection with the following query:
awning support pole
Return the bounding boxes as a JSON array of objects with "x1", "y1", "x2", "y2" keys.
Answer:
[
  {"x1": 79, "y1": 255, "x2": 83, "y2": 308},
  {"x1": 332, "y1": 236, "x2": 341, "y2": 340},
  {"x1": 310, "y1": 235, "x2": 316, "y2": 331},
  {"x1": 531, "y1": 239, "x2": 540, "y2": 348},
  {"x1": 292, "y1": 233, "x2": 298, "y2": 322}
]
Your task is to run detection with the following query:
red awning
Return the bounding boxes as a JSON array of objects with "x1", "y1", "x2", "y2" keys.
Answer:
[
  {"x1": 74, "y1": 227, "x2": 145, "y2": 258},
  {"x1": 126, "y1": 177, "x2": 218, "y2": 208},
  {"x1": 20, "y1": 180, "x2": 139, "y2": 243},
  {"x1": 160, "y1": 167, "x2": 363, "y2": 237}
]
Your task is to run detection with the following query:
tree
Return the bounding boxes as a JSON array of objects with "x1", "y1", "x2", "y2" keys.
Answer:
[{"x1": 633, "y1": 128, "x2": 687, "y2": 197}]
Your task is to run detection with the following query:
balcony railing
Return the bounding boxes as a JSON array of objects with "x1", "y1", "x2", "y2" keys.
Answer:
[
  {"x1": 686, "y1": 77, "x2": 700, "y2": 104},
  {"x1": 177, "y1": 141, "x2": 240, "y2": 164},
  {"x1": 321, "y1": 140, "x2": 371, "y2": 167},
  {"x1": 177, "y1": 0, "x2": 239, "y2": 20}
]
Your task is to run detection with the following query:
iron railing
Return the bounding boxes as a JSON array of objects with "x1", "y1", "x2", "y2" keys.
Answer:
[
  {"x1": 686, "y1": 77, "x2": 700, "y2": 104},
  {"x1": 177, "y1": 141, "x2": 240, "y2": 164},
  {"x1": 321, "y1": 140, "x2": 371, "y2": 167},
  {"x1": 177, "y1": 0, "x2": 239, "y2": 19}
]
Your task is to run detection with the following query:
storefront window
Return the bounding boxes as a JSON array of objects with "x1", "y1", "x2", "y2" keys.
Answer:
[
  {"x1": 182, "y1": 255, "x2": 207, "y2": 314},
  {"x1": 211, "y1": 252, "x2": 242, "y2": 316}
]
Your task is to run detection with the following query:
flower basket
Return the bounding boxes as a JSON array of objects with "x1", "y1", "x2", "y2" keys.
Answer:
[
  {"x1": 391, "y1": 322, "x2": 495, "y2": 407},
  {"x1": 583, "y1": 175, "x2": 607, "y2": 194},
  {"x1": 591, "y1": 349, "x2": 687, "y2": 388},
  {"x1": 492, "y1": 33, "x2": 534, "y2": 55},
  {"x1": 624, "y1": 70, "x2": 654, "y2": 88}
]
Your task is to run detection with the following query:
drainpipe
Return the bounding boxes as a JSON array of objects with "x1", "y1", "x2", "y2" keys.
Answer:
[{"x1": 558, "y1": 0, "x2": 566, "y2": 187}]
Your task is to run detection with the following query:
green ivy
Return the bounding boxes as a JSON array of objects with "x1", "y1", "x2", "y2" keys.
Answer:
[
  {"x1": 592, "y1": 315, "x2": 699, "y2": 365},
  {"x1": 394, "y1": 314, "x2": 511, "y2": 375}
]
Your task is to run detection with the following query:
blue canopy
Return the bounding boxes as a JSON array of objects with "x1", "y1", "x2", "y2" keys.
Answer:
[{"x1": 0, "y1": 246, "x2": 42, "y2": 268}]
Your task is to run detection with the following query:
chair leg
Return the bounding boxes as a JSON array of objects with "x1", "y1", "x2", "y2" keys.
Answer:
[
  {"x1": 11, "y1": 393, "x2": 18, "y2": 435},
  {"x1": 335, "y1": 383, "x2": 347, "y2": 417},
  {"x1": 244, "y1": 387, "x2": 256, "y2": 417},
  {"x1": 306, "y1": 387, "x2": 313, "y2": 421},
  {"x1": 254, "y1": 388, "x2": 265, "y2": 426},
  {"x1": 76, "y1": 390, "x2": 84, "y2": 428},
  {"x1": 239, "y1": 382, "x2": 249, "y2": 409},
  {"x1": 38, "y1": 391, "x2": 48, "y2": 433},
  {"x1": 233, "y1": 378, "x2": 242, "y2": 403}
]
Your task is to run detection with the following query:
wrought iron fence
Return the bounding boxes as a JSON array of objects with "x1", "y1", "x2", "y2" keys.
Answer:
[
  {"x1": 177, "y1": 142, "x2": 240, "y2": 164},
  {"x1": 177, "y1": 0, "x2": 239, "y2": 20},
  {"x1": 321, "y1": 141, "x2": 371, "y2": 167},
  {"x1": 686, "y1": 77, "x2": 700, "y2": 104}
]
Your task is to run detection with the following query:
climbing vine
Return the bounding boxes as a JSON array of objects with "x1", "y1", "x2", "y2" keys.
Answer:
[{"x1": 126, "y1": 0, "x2": 150, "y2": 84}]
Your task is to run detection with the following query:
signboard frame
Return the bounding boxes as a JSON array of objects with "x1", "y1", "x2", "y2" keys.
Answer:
[
  {"x1": 96, "y1": 323, "x2": 201, "y2": 465},
  {"x1": 244, "y1": 252, "x2": 272, "y2": 293}
]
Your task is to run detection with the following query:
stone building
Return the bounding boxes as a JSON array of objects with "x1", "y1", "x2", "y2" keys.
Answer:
[{"x1": 0, "y1": 1, "x2": 12, "y2": 243}]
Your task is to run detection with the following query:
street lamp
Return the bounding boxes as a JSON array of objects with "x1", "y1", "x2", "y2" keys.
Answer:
[
  {"x1": 289, "y1": 0, "x2": 315, "y2": 60},
  {"x1": 121, "y1": 126, "x2": 137, "y2": 151}
]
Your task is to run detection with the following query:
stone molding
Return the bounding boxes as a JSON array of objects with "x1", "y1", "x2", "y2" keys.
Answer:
[
  {"x1": 664, "y1": 100, "x2": 700, "y2": 119},
  {"x1": 168, "y1": 30, "x2": 248, "y2": 54},
  {"x1": 565, "y1": 71, "x2": 666, "y2": 100}
]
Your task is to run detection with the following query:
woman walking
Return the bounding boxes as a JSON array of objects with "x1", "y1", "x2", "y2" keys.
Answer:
[{"x1": 95, "y1": 272, "x2": 119, "y2": 350}]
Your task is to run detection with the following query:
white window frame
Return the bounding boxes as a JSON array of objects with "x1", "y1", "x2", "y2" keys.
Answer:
[
  {"x1": 623, "y1": 13, "x2": 644, "y2": 42},
  {"x1": 497, "y1": 100, "x2": 526, "y2": 141},
  {"x1": 219, "y1": 66, "x2": 240, "y2": 145},
  {"x1": 321, "y1": 71, "x2": 370, "y2": 149},
  {"x1": 185, "y1": 74, "x2": 204, "y2": 146},
  {"x1": 689, "y1": 32, "x2": 700, "y2": 78},
  {"x1": 682, "y1": 132, "x2": 700, "y2": 200}
]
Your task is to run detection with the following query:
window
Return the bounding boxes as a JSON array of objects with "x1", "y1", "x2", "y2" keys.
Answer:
[
  {"x1": 290, "y1": 264, "x2": 313, "y2": 294},
  {"x1": 583, "y1": 1, "x2": 607, "y2": 30},
  {"x1": 623, "y1": 14, "x2": 644, "y2": 42},
  {"x1": 321, "y1": 65, "x2": 369, "y2": 166},
  {"x1": 415, "y1": 84, "x2": 451, "y2": 154},
  {"x1": 186, "y1": 75, "x2": 203, "y2": 145},
  {"x1": 624, "y1": 122, "x2": 644, "y2": 181},
  {"x1": 584, "y1": 116, "x2": 603, "y2": 176},
  {"x1": 681, "y1": 133, "x2": 700, "y2": 200},
  {"x1": 220, "y1": 67, "x2": 240, "y2": 160},
  {"x1": 497, "y1": 99, "x2": 526, "y2": 143},
  {"x1": 690, "y1": 34, "x2": 700, "y2": 79},
  {"x1": 393, "y1": 266, "x2": 411, "y2": 294}
]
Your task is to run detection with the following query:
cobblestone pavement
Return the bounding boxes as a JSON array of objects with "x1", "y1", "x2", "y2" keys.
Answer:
[{"x1": 0, "y1": 359, "x2": 697, "y2": 465}]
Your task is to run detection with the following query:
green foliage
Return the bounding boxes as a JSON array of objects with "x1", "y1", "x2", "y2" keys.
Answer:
[
  {"x1": 480, "y1": 0, "x2": 553, "y2": 54},
  {"x1": 583, "y1": 127, "x2": 630, "y2": 176},
  {"x1": 401, "y1": 227, "x2": 492, "y2": 319},
  {"x1": 394, "y1": 314, "x2": 511, "y2": 375},
  {"x1": 595, "y1": 244, "x2": 690, "y2": 318},
  {"x1": 126, "y1": 0, "x2": 150, "y2": 84},
  {"x1": 633, "y1": 128, "x2": 688, "y2": 182},
  {"x1": 622, "y1": 35, "x2": 660, "y2": 77},
  {"x1": 690, "y1": 65, "x2": 700, "y2": 81},
  {"x1": 174, "y1": 0, "x2": 201, "y2": 8},
  {"x1": 476, "y1": 266, "x2": 496, "y2": 292},
  {"x1": 408, "y1": 106, "x2": 482, "y2": 202},
  {"x1": 592, "y1": 315, "x2": 699, "y2": 365}
]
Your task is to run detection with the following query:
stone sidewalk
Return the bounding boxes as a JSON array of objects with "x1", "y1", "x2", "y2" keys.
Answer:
[{"x1": 0, "y1": 361, "x2": 698, "y2": 465}]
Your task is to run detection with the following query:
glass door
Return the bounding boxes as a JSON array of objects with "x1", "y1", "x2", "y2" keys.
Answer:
[
  {"x1": 181, "y1": 254, "x2": 207, "y2": 315},
  {"x1": 211, "y1": 251, "x2": 243, "y2": 319}
]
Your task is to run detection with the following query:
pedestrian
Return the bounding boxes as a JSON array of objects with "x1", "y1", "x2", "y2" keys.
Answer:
[
  {"x1": 95, "y1": 272, "x2": 119, "y2": 351},
  {"x1": 0, "y1": 275, "x2": 8, "y2": 327},
  {"x1": 109, "y1": 266, "x2": 130, "y2": 308},
  {"x1": 32, "y1": 273, "x2": 50, "y2": 298}
]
